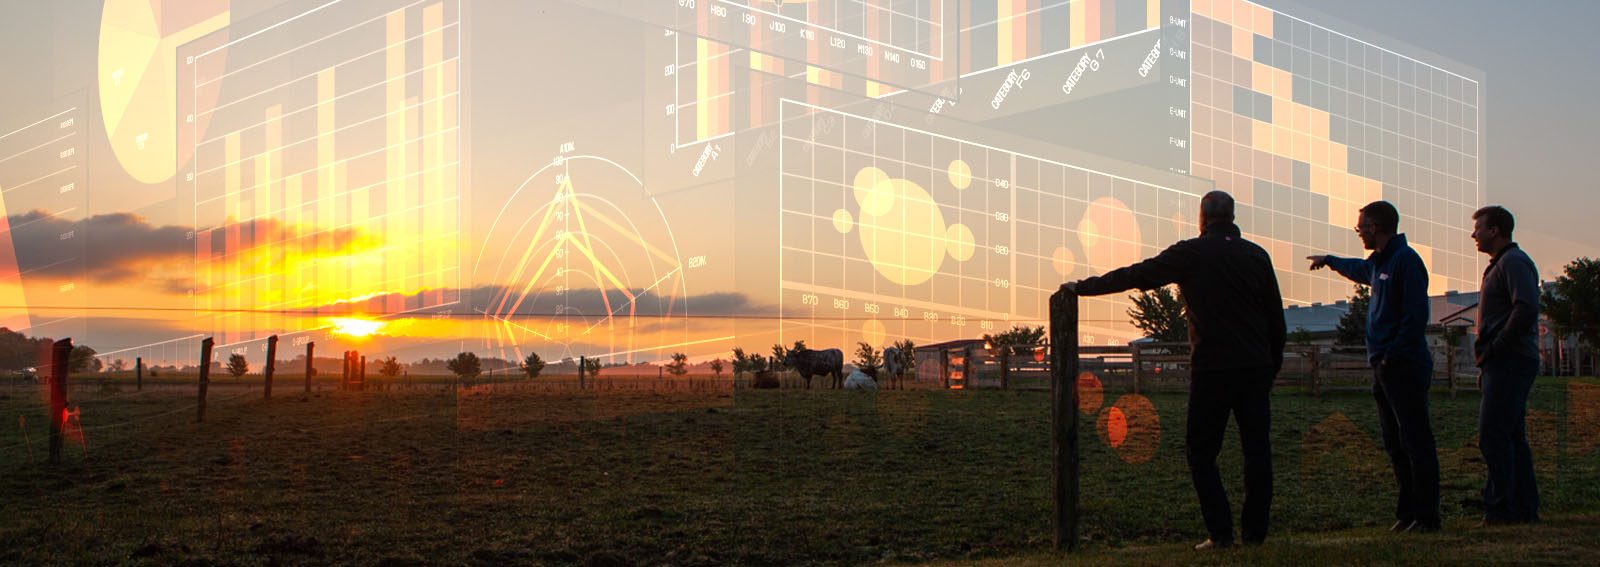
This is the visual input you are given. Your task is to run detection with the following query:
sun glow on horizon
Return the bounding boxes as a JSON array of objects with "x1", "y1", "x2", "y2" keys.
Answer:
[{"x1": 327, "y1": 317, "x2": 386, "y2": 338}]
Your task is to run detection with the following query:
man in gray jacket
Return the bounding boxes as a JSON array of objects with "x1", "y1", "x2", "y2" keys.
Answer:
[{"x1": 1470, "y1": 205, "x2": 1541, "y2": 526}]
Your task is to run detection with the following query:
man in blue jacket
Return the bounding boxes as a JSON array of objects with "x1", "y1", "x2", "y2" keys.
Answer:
[
  {"x1": 1469, "y1": 205, "x2": 1541, "y2": 527},
  {"x1": 1307, "y1": 201, "x2": 1439, "y2": 533}
]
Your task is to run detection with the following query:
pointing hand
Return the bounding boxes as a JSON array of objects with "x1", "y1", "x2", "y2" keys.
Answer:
[{"x1": 1306, "y1": 255, "x2": 1332, "y2": 270}]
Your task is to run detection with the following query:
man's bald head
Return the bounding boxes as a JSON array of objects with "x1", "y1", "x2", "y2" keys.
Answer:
[{"x1": 1200, "y1": 190, "x2": 1235, "y2": 227}]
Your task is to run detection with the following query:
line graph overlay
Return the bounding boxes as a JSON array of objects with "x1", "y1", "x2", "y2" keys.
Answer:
[
  {"x1": 179, "y1": 0, "x2": 462, "y2": 345},
  {"x1": 476, "y1": 154, "x2": 694, "y2": 366},
  {"x1": 777, "y1": 99, "x2": 1204, "y2": 348},
  {"x1": 0, "y1": 100, "x2": 87, "y2": 337}
]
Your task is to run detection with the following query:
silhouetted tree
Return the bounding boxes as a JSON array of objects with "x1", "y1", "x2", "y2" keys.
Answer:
[
  {"x1": 1336, "y1": 285, "x2": 1372, "y2": 347},
  {"x1": 666, "y1": 352, "x2": 689, "y2": 377},
  {"x1": 1441, "y1": 326, "x2": 1467, "y2": 351},
  {"x1": 1543, "y1": 257, "x2": 1600, "y2": 353},
  {"x1": 582, "y1": 357, "x2": 602, "y2": 378},
  {"x1": 730, "y1": 347, "x2": 755, "y2": 378},
  {"x1": 854, "y1": 342, "x2": 882, "y2": 375},
  {"x1": 521, "y1": 351, "x2": 546, "y2": 379},
  {"x1": 1127, "y1": 286, "x2": 1187, "y2": 345},
  {"x1": 710, "y1": 358, "x2": 725, "y2": 378},
  {"x1": 447, "y1": 352, "x2": 482, "y2": 379},
  {"x1": 69, "y1": 345, "x2": 101, "y2": 373},
  {"x1": 379, "y1": 356, "x2": 402, "y2": 378},
  {"x1": 984, "y1": 325, "x2": 1048, "y2": 354},
  {"x1": 770, "y1": 343, "x2": 790, "y2": 371},
  {"x1": 226, "y1": 353, "x2": 249, "y2": 378},
  {"x1": 0, "y1": 327, "x2": 51, "y2": 371}
]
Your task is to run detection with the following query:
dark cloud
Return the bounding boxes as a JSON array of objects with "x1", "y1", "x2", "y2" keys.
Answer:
[
  {"x1": 7, "y1": 209, "x2": 188, "y2": 284},
  {"x1": 5, "y1": 210, "x2": 365, "y2": 293}
]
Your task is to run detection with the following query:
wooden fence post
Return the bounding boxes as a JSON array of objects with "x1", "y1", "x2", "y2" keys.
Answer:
[
  {"x1": 1000, "y1": 349, "x2": 1010, "y2": 390},
  {"x1": 937, "y1": 352, "x2": 947, "y2": 390},
  {"x1": 49, "y1": 338, "x2": 70, "y2": 465},
  {"x1": 579, "y1": 356, "x2": 587, "y2": 390},
  {"x1": 264, "y1": 335, "x2": 278, "y2": 399},
  {"x1": 1310, "y1": 346, "x2": 1321, "y2": 398},
  {"x1": 197, "y1": 338, "x2": 214, "y2": 423},
  {"x1": 1131, "y1": 342, "x2": 1143, "y2": 394},
  {"x1": 359, "y1": 354, "x2": 366, "y2": 391},
  {"x1": 135, "y1": 356, "x2": 143, "y2": 392},
  {"x1": 1049, "y1": 289, "x2": 1080, "y2": 552},
  {"x1": 1446, "y1": 345, "x2": 1457, "y2": 398},
  {"x1": 963, "y1": 346, "x2": 974, "y2": 389},
  {"x1": 305, "y1": 342, "x2": 314, "y2": 393}
]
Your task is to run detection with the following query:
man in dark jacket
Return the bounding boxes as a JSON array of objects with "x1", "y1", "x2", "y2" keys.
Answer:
[
  {"x1": 1064, "y1": 191, "x2": 1285, "y2": 550},
  {"x1": 1307, "y1": 200, "x2": 1439, "y2": 533},
  {"x1": 1469, "y1": 205, "x2": 1541, "y2": 526}
]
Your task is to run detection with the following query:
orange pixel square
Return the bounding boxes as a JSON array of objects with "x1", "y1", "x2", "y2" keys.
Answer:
[{"x1": 1255, "y1": 4, "x2": 1274, "y2": 39}]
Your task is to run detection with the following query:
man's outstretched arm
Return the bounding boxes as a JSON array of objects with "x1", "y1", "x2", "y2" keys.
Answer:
[
  {"x1": 1308, "y1": 254, "x2": 1372, "y2": 285},
  {"x1": 1067, "y1": 242, "x2": 1191, "y2": 297}
]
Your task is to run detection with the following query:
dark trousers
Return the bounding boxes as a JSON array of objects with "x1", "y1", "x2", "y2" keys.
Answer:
[
  {"x1": 1479, "y1": 354, "x2": 1540, "y2": 522},
  {"x1": 1187, "y1": 366, "x2": 1275, "y2": 544},
  {"x1": 1373, "y1": 357, "x2": 1440, "y2": 527}
]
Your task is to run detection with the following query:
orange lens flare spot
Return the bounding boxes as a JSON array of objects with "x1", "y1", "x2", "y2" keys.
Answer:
[
  {"x1": 1076, "y1": 372, "x2": 1103, "y2": 415},
  {"x1": 1103, "y1": 406, "x2": 1127, "y2": 447},
  {"x1": 1100, "y1": 394, "x2": 1159, "y2": 464}
]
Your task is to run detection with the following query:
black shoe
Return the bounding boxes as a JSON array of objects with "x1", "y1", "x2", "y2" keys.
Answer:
[
  {"x1": 1389, "y1": 520, "x2": 1412, "y2": 533},
  {"x1": 1194, "y1": 538, "x2": 1233, "y2": 550},
  {"x1": 1405, "y1": 520, "x2": 1441, "y2": 534}
]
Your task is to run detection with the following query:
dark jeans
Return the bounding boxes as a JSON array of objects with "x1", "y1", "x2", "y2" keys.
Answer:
[
  {"x1": 1187, "y1": 366, "x2": 1275, "y2": 544},
  {"x1": 1373, "y1": 356, "x2": 1440, "y2": 527},
  {"x1": 1479, "y1": 354, "x2": 1540, "y2": 522}
]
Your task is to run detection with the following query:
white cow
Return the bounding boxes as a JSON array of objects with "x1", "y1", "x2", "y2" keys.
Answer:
[
  {"x1": 843, "y1": 368, "x2": 878, "y2": 390},
  {"x1": 882, "y1": 347, "x2": 904, "y2": 390}
]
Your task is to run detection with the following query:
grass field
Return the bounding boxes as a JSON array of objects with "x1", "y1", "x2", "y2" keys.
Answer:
[{"x1": 2, "y1": 376, "x2": 1597, "y2": 566}]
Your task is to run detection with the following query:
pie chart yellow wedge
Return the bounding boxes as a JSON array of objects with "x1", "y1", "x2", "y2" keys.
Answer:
[{"x1": 99, "y1": 0, "x2": 229, "y2": 184}]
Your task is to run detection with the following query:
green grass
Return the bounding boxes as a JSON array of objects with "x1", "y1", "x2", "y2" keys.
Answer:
[
  {"x1": 926, "y1": 514, "x2": 1600, "y2": 566},
  {"x1": 1, "y1": 377, "x2": 1596, "y2": 566}
]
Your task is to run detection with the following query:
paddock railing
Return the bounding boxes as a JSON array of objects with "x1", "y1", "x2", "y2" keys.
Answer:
[{"x1": 922, "y1": 341, "x2": 1480, "y2": 397}]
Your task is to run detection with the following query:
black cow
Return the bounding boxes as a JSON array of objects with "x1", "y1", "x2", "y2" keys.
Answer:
[{"x1": 784, "y1": 347, "x2": 844, "y2": 389}]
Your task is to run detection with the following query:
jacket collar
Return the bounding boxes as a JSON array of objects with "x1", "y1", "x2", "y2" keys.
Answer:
[
  {"x1": 1370, "y1": 233, "x2": 1408, "y2": 266},
  {"x1": 1489, "y1": 242, "x2": 1520, "y2": 266},
  {"x1": 1201, "y1": 221, "x2": 1242, "y2": 238},
  {"x1": 1486, "y1": 242, "x2": 1520, "y2": 274}
]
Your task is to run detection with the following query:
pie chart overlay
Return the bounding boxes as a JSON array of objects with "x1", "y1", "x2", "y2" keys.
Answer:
[{"x1": 98, "y1": 0, "x2": 229, "y2": 183}]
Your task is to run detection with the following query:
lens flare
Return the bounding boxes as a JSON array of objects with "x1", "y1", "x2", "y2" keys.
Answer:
[
  {"x1": 1098, "y1": 394, "x2": 1159, "y2": 464},
  {"x1": 1076, "y1": 372, "x2": 1103, "y2": 415}
]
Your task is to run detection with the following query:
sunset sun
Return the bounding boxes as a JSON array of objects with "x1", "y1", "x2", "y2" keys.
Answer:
[{"x1": 327, "y1": 317, "x2": 386, "y2": 339}]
